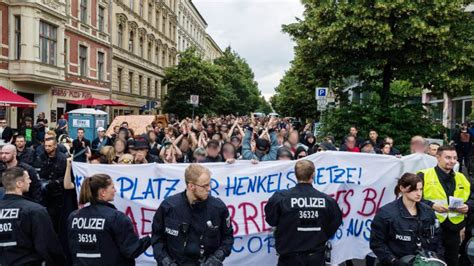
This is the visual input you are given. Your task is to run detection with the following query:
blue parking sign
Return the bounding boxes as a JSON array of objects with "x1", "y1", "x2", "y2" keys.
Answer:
[
  {"x1": 318, "y1": 88, "x2": 327, "y2": 97},
  {"x1": 315, "y1": 87, "x2": 328, "y2": 99}
]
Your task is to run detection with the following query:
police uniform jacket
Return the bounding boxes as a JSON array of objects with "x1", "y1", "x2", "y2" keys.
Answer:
[
  {"x1": 370, "y1": 198, "x2": 444, "y2": 265},
  {"x1": 67, "y1": 200, "x2": 151, "y2": 266},
  {"x1": 265, "y1": 183, "x2": 342, "y2": 256},
  {"x1": 151, "y1": 191, "x2": 234, "y2": 265},
  {"x1": 0, "y1": 194, "x2": 65, "y2": 266}
]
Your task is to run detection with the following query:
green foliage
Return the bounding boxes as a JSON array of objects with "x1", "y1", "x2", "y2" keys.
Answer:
[
  {"x1": 163, "y1": 47, "x2": 270, "y2": 117},
  {"x1": 271, "y1": 63, "x2": 319, "y2": 120},
  {"x1": 319, "y1": 104, "x2": 444, "y2": 154},
  {"x1": 163, "y1": 48, "x2": 223, "y2": 117},
  {"x1": 272, "y1": 1, "x2": 473, "y2": 142},
  {"x1": 282, "y1": 1, "x2": 474, "y2": 104}
]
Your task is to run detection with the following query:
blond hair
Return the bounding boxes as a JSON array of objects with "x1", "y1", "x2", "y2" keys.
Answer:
[
  {"x1": 295, "y1": 160, "x2": 315, "y2": 182},
  {"x1": 184, "y1": 164, "x2": 211, "y2": 185}
]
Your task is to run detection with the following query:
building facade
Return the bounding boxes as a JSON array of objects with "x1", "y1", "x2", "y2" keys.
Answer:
[
  {"x1": 1, "y1": 0, "x2": 222, "y2": 127},
  {"x1": 110, "y1": 0, "x2": 178, "y2": 115},
  {"x1": 204, "y1": 34, "x2": 222, "y2": 61},
  {"x1": 177, "y1": 0, "x2": 206, "y2": 55},
  {"x1": 0, "y1": 0, "x2": 112, "y2": 129}
]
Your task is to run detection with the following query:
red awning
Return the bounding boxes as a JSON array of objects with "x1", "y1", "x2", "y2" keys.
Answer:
[
  {"x1": 68, "y1": 98, "x2": 110, "y2": 106},
  {"x1": 103, "y1": 99, "x2": 127, "y2": 106},
  {"x1": 68, "y1": 98, "x2": 128, "y2": 107},
  {"x1": 0, "y1": 86, "x2": 37, "y2": 108}
]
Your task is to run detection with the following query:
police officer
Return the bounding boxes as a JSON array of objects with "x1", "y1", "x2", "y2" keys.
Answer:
[
  {"x1": 0, "y1": 144, "x2": 41, "y2": 202},
  {"x1": 264, "y1": 159, "x2": 343, "y2": 266},
  {"x1": 0, "y1": 167, "x2": 66, "y2": 265},
  {"x1": 418, "y1": 145, "x2": 474, "y2": 266},
  {"x1": 67, "y1": 174, "x2": 151, "y2": 265},
  {"x1": 152, "y1": 164, "x2": 234, "y2": 266},
  {"x1": 370, "y1": 173, "x2": 444, "y2": 265}
]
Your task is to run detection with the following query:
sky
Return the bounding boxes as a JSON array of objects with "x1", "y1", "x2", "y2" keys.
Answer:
[{"x1": 193, "y1": 0, "x2": 304, "y2": 101}]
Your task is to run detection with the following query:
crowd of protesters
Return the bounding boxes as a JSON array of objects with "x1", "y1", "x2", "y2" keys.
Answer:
[{"x1": 1, "y1": 114, "x2": 474, "y2": 265}]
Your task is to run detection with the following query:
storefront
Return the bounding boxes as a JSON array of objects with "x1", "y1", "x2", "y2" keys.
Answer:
[{"x1": 110, "y1": 93, "x2": 147, "y2": 119}]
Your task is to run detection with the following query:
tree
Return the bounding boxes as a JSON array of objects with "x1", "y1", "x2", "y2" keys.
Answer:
[
  {"x1": 214, "y1": 47, "x2": 268, "y2": 115},
  {"x1": 271, "y1": 62, "x2": 319, "y2": 120},
  {"x1": 163, "y1": 47, "x2": 224, "y2": 117},
  {"x1": 163, "y1": 47, "x2": 271, "y2": 117},
  {"x1": 283, "y1": 1, "x2": 474, "y2": 105}
]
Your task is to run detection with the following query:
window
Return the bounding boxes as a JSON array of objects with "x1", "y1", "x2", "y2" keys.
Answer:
[
  {"x1": 162, "y1": 50, "x2": 166, "y2": 67},
  {"x1": 169, "y1": 22, "x2": 172, "y2": 38},
  {"x1": 155, "y1": 46, "x2": 159, "y2": 64},
  {"x1": 156, "y1": 10, "x2": 160, "y2": 28},
  {"x1": 97, "y1": 52, "x2": 104, "y2": 81},
  {"x1": 139, "y1": 0, "x2": 143, "y2": 16},
  {"x1": 155, "y1": 80, "x2": 158, "y2": 98},
  {"x1": 79, "y1": 45, "x2": 88, "y2": 76},
  {"x1": 98, "y1": 6, "x2": 105, "y2": 32},
  {"x1": 129, "y1": 31, "x2": 134, "y2": 53},
  {"x1": 14, "y1": 16, "x2": 21, "y2": 60},
  {"x1": 117, "y1": 24, "x2": 123, "y2": 48},
  {"x1": 162, "y1": 15, "x2": 166, "y2": 34},
  {"x1": 168, "y1": 54, "x2": 172, "y2": 67},
  {"x1": 80, "y1": 0, "x2": 88, "y2": 23},
  {"x1": 118, "y1": 68, "x2": 123, "y2": 91},
  {"x1": 148, "y1": 41, "x2": 152, "y2": 60},
  {"x1": 64, "y1": 38, "x2": 68, "y2": 73},
  {"x1": 129, "y1": 71, "x2": 133, "y2": 92},
  {"x1": 139, "y1": 37, "x2": 144, "y2": 57},
  {"x1": 138, "y1": 75, "x2": 143, "y2": 95},
  {"x1": 39, "y1": 21, "x2": 57, "y2": 65},
  {"x1": 148, "y1": 3, "x2": 153, "y2": 23},
  {"x1": 147, "y1": 77, "x2": 151, "y2": 97}
]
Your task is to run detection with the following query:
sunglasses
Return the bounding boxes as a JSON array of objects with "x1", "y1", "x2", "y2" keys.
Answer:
[{"x1": 297, "y1": 155, "x2": 306, "y2": 158}]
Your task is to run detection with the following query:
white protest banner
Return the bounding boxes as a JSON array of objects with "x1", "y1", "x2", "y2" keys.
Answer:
[{"x1": 72, "y1": 151, "x2": 437, "y2": 265}]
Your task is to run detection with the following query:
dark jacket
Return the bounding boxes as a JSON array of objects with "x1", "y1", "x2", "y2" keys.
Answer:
[
  {"x1": 17, "y1": 146, "x2": 36, "y2": 165},
  {"x1": 70, "y1": 138, "x2": 91, "y2": 162},
  {"x1": 265, "y1": 183, "x2": 342, "y2": 256},
  {"x1": 0, "y1": 162, "x2": 42, "y2": 203},
  {"x1": 34, "y1": 150, "x2": 67, "y2": 182},
  {"x1": 91, "y1": 136, "x2": 111, "y2": 155},
  {"x1": 68, "y1": 201, "x2": 151, "y2": 266},
  {"x1": 0, "y1": 194, "x2": 66, "y2": 266},
  {"x1": 152, "y1": 191, "x2": 234, "y2": 265},
  {"x1": 0, "y1": 126, "x2": 13, "y2": 143},
  {"x1": 203, "y1": 155, "x2": 223, "y2": 163},
  {"x1": 370, "y1": 198, "x2": 444, "y2": 265},
  {"x1": 34, "y1": 143, "x2": 69, "y2": 158}
]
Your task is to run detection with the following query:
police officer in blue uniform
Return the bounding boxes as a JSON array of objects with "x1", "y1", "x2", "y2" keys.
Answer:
[
  {"x1": 0, "y1": 167, "x2": 66, "y2": 265},
  {"x1": 152, "y1": 164, "x2": 234, "y2": 266},
  {"x1": 370, "y1": 173, "x2": 444, "y2": 265},
  {"x1": 264, "y1": 159, "x2": 343, "y2": 266},
  {"x1": 67, "y1": 174, "x2": 151, "y2": 265}
]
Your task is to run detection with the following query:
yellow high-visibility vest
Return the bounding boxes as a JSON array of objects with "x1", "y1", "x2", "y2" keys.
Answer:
[{"x1": 420, "y1": 168, "x2": 470, "y2": 224}]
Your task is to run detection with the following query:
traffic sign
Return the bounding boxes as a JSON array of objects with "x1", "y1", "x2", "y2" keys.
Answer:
[
  {"x1": 315, "y1": 87, "x2": 328, "y2": 100},
  {"x1": 317, "y1": 98, "x2": 327, "y2": 110},
  {"x1": 190, "y1": 95, "x2": 199, "y2": 106}
]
